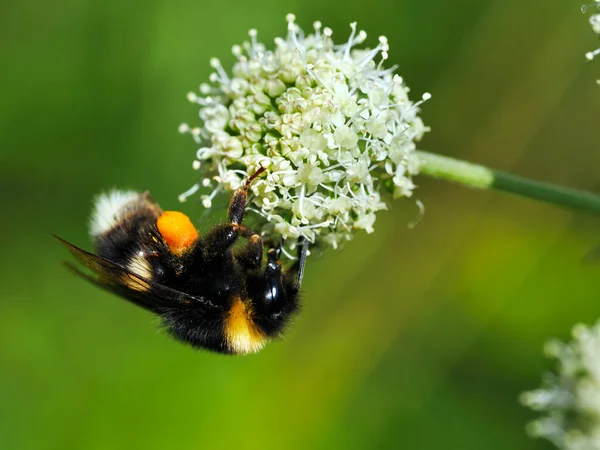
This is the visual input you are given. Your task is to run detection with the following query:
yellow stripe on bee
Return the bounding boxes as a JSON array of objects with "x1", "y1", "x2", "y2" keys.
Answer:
[{"x1": 225, "y1": 298, "x2": 266, "y2": 354}]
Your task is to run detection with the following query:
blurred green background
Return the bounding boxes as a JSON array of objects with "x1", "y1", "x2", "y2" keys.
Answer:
[{"x1": 2, "y1": 0, "x2": 600, "y2": 448}]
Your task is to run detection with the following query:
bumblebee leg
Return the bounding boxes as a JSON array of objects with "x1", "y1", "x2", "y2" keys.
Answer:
[
  {"x1": 202, "y1": 165, "x2": 264, "y2": 260},
  {"x1": 202, "y1": 223, "x2": 239, "y2": 260},
  {"x1": 204, "y1": 180, "x2": 266, "y2": 262},
  {"x1": 228, "y1": 167, "x2": 266, "y2": 225},
  {"x1": 291, "y1": 238, "x2": 309, "y2": 292},
  {"x1": 262, "y1": 244, "x2": 284, "y2": 307},
  {"x1": 234, "y1": 231, "x2": 264, "y2": 269}
]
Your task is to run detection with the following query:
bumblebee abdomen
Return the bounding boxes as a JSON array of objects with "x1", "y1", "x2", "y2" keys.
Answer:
[
  {"x1": 159, "y1": 297, "x2": 267, "y2": 355},
  {"x1": 159, "y1": 306, "x2": 230, "y2": 353},
  {"x1": 89, "y1": 190, "x2": 168, "y2": 285},
  {"x1": 90, "y1": 191, "x2": 161, "y2": 239}
]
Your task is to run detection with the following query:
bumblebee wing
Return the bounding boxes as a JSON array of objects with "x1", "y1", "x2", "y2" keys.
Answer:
[
  {"x1": 53, "y1": 235, "x2": 215, "y2": 312},
  {"x1": 63, "y1": 261, "x2": 172, "y2": 312}
]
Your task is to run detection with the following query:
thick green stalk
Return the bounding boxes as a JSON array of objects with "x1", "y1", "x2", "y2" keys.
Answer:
[{"x1": 416, "y1": 150, "x2": 600, "y2": 216}]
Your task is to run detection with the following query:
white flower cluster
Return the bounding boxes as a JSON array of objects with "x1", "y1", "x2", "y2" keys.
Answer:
[
  {"x1": 521, "y1": 321, "x2": 600, "y2": 450},
  {"x1": 584, "y1": 2, "x2": 600, "y2": 68},
  {"x1": 179, "y1": 14, "x2": 429, "y2": 251}
]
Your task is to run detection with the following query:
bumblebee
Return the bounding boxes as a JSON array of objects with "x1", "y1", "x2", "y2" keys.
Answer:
[{"x1": 55, "y1": 168, "x2": 308, "y2": 354}]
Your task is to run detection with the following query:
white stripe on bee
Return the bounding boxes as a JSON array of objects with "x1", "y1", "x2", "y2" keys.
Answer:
[
  {"x1": 89, "y1": 190, "x2": 140, "y2": 237},
  {"x1": 127, "y1": 253, "x2": 153, "y2": 280},
  {"x1": 124, "y1": 253, "x2": 153, "y2": 292}
]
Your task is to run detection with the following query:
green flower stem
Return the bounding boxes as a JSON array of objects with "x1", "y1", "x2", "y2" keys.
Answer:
[{"x1": 416, "y1": 150, "x2": 600, "y2": 216}]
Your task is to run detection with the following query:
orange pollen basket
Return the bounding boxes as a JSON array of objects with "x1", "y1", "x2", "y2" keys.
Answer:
[{"x1": 156, "y1": 211, "x2": 199, "y2": 256}]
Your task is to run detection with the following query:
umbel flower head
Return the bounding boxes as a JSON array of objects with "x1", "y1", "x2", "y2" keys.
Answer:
[
  {"x1": 179, "y1": 14, "x2": 430, "y2": 252},
  {"x1": 520, "y1": 320, "x2": 600, "y2": 450}
]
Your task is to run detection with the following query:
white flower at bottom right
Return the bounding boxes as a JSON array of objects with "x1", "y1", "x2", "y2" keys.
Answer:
[{"x1": 521, "y1": 320, "x2": 600, "y2": 450}]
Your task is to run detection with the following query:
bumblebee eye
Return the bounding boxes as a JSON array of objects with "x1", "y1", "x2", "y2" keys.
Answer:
[{"x1": 156, "y1": 211, "x2": 198, "y2": 256}]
